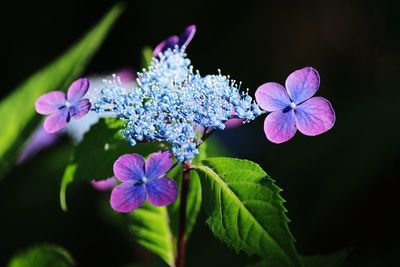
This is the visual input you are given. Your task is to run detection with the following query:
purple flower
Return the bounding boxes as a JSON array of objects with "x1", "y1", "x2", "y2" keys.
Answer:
[
  {"x1": 110, "y1": 151, "x2": 178, "y2": 213},
  {"x1": 153, "y1": 25, "x2": 196, "y2": 56},
  {"x1": 255, "y1": 67, "x2": 335, "y2": 144},
  {"x1": 91, "y1": 177, "x2": 117, "y2": 192},
  {"x1": 35, "y1": 78, "x2": 91, "y2": 133}
]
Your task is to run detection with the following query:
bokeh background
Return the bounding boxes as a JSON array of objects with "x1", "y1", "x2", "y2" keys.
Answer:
[{"x1": 1, "y1": 0, "x2": 399, "y2": 266}]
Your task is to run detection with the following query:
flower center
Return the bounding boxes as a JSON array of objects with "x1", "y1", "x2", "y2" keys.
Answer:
[
  {"x1": 290, "y1": 102, "x2": 297, "y2": 109},
  {"x1": 141, "y1": 177, "x2": 149, "y2": 183},
  {"x1": 65, "y1": 101, "x2": 71, "y2": 108}
]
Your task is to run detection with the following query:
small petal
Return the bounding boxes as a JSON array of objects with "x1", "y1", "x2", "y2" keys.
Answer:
[
  {"x1": 43, "y1": 110, "x2": 69, "y2": 133},
  {"x1": 264, "y1": 110, "x2": 297, "y2": 144},
  {"x1": 113, "y1": 154, "x2": 146, "y2": 182},
  {"x1": 110, "y1": 182, "x2": 146, "y2": 213},
  {"x1": 178, "y1": 25, "x2": 196, "y2": 47},
  {"x1": 145, "y1": 151, "x2": 173, "y2": 179},
  {"x1": 285, "y1": 67, "x2": 320, "y2": 104},
  {"x1": 146, "y1": 178, "x2": 178, "y2": 206},
  {"x1": 153, "y1": 35, "x2": 179, "y2": 56},
  {"x1": 17, "y1": 124, "x2": 60, "y2": 164},
  {"x1": 255, "y1": 82, "x2": 291, "y2": 112},
  {"x1": 70, "y1": 99, "x2": 91, "y2": 119},
  {"x1": 91, "y1": 177, "x2": 116, "y2": 191},
  {"x1": 224, "y1": 118, "x2": 244, "y2": 128},
  {"x1": 35, "y1": 91, "x2": 66, "y2": 115},
  {"x1": 116, "y1": 69, "x2": 136, "y2": 86},
  {"x1": 67, "y1": 78, "x2": 90, "y2": 103},
  {"x1": 295, "y1": 97, "x2": 335, "y2": 136}
]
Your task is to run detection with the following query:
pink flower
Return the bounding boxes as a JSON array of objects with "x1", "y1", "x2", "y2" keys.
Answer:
[
  {"x1": 35, "y1": 78, "x2": 91, "y2": 133},
  {"x1": 255, "y1": 67, "x2": 335, "y2": 143}
]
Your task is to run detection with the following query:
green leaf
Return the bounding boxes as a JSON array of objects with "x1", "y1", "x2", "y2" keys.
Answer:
[
  {"x1": 196, "y1": 157, "x2": 301, "y2": 267},
  {"x1": 7, "y1": 243, "x2": 75, "y2": 267},
  {"x1": 0, "y1": 3, "x2": 124, "y2": 179},
  {"x1": 60, "y1": 119, "x2": 165, "y2": 211},
  {"x1": 127, "y1": 203, "x2": 175, "y2": 267}
]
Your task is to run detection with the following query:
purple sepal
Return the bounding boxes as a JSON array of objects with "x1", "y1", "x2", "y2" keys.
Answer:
[
  {"x1": 153, "y1": 25, "x2": 197, "y2": 56},
  {"x1": 110, "y1": 182, "x2": 147, "y2": 213},
  {"x1": 146, "y1": 178, "x2": 178, "y2": 206},
  {"x1": 91, "y1": 177, "x2": 116, "y2": 191},
  {"x1": 17, "y1": 124, "x2": 61, "y2": 164},
  {"x1": 178, "y1": 25, "x2": 196, "y2": 47},
  {"x1": 153, "y1": 36, "x2": 179, "y2": 56}
]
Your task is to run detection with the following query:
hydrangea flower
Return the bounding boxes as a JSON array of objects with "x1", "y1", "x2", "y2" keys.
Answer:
[
  {"x1": 153, "y1": 25, "x2": 196, "y2": 56},
  {"x1": 26, "y1": 71, "x2": 135, "y2": 164},
  {"x1": 255, "y1": 67, "x2": 335, "y2": 143},
  {"x1": 94, "y1": 48, "x2": 260, "y2": 162},
  {"x1": 35, "y1": 78, "x2": 91, "y2": 133},
  {"x1": 110, "y1": 151, "x2": 177, "y2": 212}
]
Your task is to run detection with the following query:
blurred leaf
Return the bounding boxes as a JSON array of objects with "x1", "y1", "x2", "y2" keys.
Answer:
[
  {"x1": 0, "y1": 3, "x2": 124, "y2": 179},
  {"x1": 196, "y1": 157, "x2": 301, "y2": 267},
  {"x1": 7, "y1": 243, "x2": 75, "y2": 267},
  {"x1": 127, "y1": 203, "x2": 175, "y2": 267},
  {"x1": 60, "y1": 163, "x2": 77, "y2": 212},
  {"x1": 301, "y1": 250, "x2": 348, "y2": 267},
  {"x1": 60, "y1": 119, "x2": 165, "y2": 211},
  {"x1": 141, "y1": 46, "x2": 154, "y2": 68}
]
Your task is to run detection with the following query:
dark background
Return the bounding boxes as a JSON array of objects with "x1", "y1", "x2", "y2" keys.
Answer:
[{"x1": 1, "y1": 0, "x2": 399, "y2": 266}]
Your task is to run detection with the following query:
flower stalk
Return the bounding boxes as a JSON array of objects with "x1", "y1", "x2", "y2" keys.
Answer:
[{"x1": 176, "y1": 162, "x2": 192, "y2": 267}]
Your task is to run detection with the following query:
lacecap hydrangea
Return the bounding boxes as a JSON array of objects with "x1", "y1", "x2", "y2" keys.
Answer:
[{"x1": 94, "y1": 47, "x2": 261, "y2": 162}]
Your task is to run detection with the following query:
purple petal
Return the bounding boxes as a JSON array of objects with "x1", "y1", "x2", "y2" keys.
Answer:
[
  {"x1": 285, "y1": 67, "x2": 320, "y2": 104},
  {"x1": 43, "y1": 110, "x2": 69, "y2": 133},
  {"x1": 225, "y1": 118, "x2": 244, "y2": 128},
  {"x1": 153, "y1": 35, "x2": 179, "y2": 56},
  {"x1": 17, "y1": 124, "x2": 60, "y2": 164},
  {"x1": 295, "y1": 97, "x2": 335, "y2": 136},
  {"x1": 113, "y1": 154, "x2": 146, "y2": 182},
  {"x1": 145, "y1": 151, "x2": 173, "y2": 179},
  {"x1": 67, "y1": 78, "x2": 90, "y2": 103},
  {"x1": 70, "y1": 99, "x2": 91, "y2": 119},
  {"x1": 35, "y1": 91, "x2": 66, "y2": 115},
  {"x1": 263, "y1": 110, "x2": 297, "y2": 144},
  {"x1": 255, "y1": 82, "x2": 291, "y2": 112},
  {"x1": 178, "y1": 25, "x2": 196, "y2": 47},
  {"x1": 146, "y1": 178, "x2": 178, "y2": 206},
  {"x1": 116, "y1": 69, "x2": 136, "y2": 86},
  {"x1": 110, "y1": 182, "x2": 146, "y2": 213},
  {"x1": 91, "y1": 177, "x2": 116, "y2": 191}
]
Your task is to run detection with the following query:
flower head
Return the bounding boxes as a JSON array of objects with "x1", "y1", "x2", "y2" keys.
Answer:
[
  {"x1": 94, "y1": 48, "x2": 259, "y2": 162},
  {"x1": 110, "y1": 151, "x2": 177, "y2": 212},
  {"x1": 35, "y1": 78, "x2": 91, "y2": 133},
  {"x1": 255, "y1": 67, "x2": 335, "y2": 143},
  {"x1": 153, "y1": 25, "x2": 196, "y2": 56}
]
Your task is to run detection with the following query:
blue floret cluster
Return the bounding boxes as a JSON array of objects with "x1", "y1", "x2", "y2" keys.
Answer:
[{"x1": 94, "y1": 48, "x2": 261, "y2": 162}]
